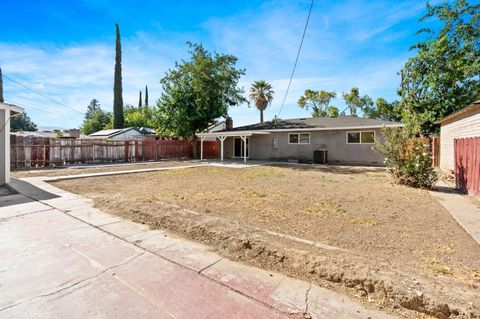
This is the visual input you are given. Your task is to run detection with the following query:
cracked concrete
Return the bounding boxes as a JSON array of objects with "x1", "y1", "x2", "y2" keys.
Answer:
[{"x1": 0, "y1": 169, "x2": 398, "y2": 318}]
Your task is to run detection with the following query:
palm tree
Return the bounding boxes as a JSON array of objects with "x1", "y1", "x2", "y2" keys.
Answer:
[{"x1": 249, "y1": 80, "x2": 274, "y2": 123}]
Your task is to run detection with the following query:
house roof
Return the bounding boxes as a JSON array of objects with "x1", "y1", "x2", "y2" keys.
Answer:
[
  {"x1": 438, "y1": 101, "x2": 480, "y2": 125},
  {"x1": 0, "y1": 102, "x2": 24, "y2": 115},
  {"x1": 89, "y1": 127, "x2": 156, "y2": 138},
  {"x1": 219, "y1": 116, "x2": 403, "y2": 132}
]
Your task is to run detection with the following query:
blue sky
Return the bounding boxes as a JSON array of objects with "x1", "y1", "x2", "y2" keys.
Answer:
[{"x1": 0, "y1": 0, "x2": 437, "y2": 129}]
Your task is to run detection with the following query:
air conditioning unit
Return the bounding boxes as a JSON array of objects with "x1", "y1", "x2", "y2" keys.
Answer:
[{"x1": 313, "y1": 149, "x2": 328, "y2": 164}]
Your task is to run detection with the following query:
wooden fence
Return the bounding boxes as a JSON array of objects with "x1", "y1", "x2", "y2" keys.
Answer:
[
  {"x1": 454, "y1": 137, "x2": 480, "y2": 197},
  {"x1": 10, "y1": 136, "x2": 220, "y2": 169},
  {"x1": 409, "y1": 137, "x2": 440, "y2": 167}
]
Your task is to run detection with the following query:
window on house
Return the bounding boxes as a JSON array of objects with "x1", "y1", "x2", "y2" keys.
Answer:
[
  {"x1": 289, "y1": 133, "x2": 310, "y2": 144},
  {"x1": 289, "y1": 134, "x2": 299, "y2": 144},
  {"x1": 361, "y1": 131, "x2": 375, "y2": 144},
  {"x1": 347, "y1": 132, "x2": 360, "y2": 144},
  {"x1": 347, "y1": 131, "x2": 375, "y2": 144}
]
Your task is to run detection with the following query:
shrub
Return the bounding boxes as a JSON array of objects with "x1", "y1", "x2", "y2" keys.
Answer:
[{"x1": 374, "y1": 127, "x2": 438, "y2": 189}]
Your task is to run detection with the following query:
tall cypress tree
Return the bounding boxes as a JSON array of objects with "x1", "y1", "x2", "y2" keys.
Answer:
[
  {"x1": 145, "y1": 85, "x2": 148, "y2": 106},
  {"x1": 113, "y1": 23, "x2": 124, "y2": 128},
  {"x1": 138, "y1": 90, "x2": 142, "y2": 109}
]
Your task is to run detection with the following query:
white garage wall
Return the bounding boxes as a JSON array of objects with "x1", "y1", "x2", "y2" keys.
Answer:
[{"x1": 440, "y1": 108, "x2": 480, "y2": 171}]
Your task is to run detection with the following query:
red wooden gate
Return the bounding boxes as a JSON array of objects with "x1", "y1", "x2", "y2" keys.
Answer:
[{"x1": 454, "y1": 137, "x2": 480, "y2": 198}]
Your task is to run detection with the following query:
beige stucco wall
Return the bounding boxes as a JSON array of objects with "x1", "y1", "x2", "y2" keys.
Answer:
[
  {"x1": 440, "y1": 109, "x2": 480, "y2": 172},
  {"x1": 222, "y1": 129, "x2": 384, "y2": 165}
]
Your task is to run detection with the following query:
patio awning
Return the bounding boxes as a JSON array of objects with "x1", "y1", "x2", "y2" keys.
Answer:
[
  {"x1": 197, "y1": 130, "x2": 271, "y2": 163},
  {"x1": 0, "y1": 102, "x2": 24, "y2": 115}
]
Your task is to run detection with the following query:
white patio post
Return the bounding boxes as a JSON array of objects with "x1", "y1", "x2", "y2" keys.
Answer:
[
  {"x1": 241, "y1": 135, "x2": 247, "y2": 163},
  {"x1": 200, "y1": 136, "x2": 205, "y2": 161},
  {"x1": 0, "y1": 107, "x2": 9, "y2": 185},
  {"x1": 218, "y1": 136, "x2": 226, "y2": 162}
]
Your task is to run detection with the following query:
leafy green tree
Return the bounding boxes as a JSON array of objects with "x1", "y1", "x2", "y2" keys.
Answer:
[
  {"x1": 399, "y1": 0, "x2": 480, "y2": 133},
  {"x1": 124, "y1": 103, "x2": 152, "y2": 127},
  {"x1": 249, "y1": 80, "x2": 274, "y2": 123},
  {"x1": 342, "y1": 87, "x2": 373, "y2": 117},
  {"x1": 138, "y1": 90, "x2": 142, "y2": 109},
  {"x1": 326, "y1": 106, "x2": 339, "y2": 117},
  {"x1": 113, "y1": 23, "x2": 124, "y2": 129},
  {"x1": 298, "y1": 89, "x2": 337, "y2": 117},
  {"x1": 368, "y1": 98, "x2": 403, "y2": 122},
  {"x1": 85, "y1": 99, "x2": 101, "y2": 120},
  {"x1": 155, "y1": 43, "x2": 247, "y2": 156},
  {"x1": 80, "y1": 109, "x2": 112, "y2": 135},
  {"x1": 10, "y1": 112, "x2": 37, "y2": 132}
]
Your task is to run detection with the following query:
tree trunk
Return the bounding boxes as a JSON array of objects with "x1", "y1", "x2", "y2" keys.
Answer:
[
  {"x1": 260, "y1": 109, "x2": 264, "y2": 123},
  {"x1": 191, "y1": 136, "x2": 199, "y2": 159}
]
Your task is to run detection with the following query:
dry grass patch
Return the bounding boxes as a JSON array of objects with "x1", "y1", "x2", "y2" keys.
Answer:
[{"x1": 52, "y1": 165, "x2": 480, "y2": 285}]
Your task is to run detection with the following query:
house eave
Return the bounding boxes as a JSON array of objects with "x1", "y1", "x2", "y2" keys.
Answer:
[{"x1": 0, "y1": 102, "x2": 24, "y2": 115}]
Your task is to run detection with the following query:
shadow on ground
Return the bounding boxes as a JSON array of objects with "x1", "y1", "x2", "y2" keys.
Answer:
[
  {"x1": 0, "y1": 179, "x2": 59, "y2": 208},
  {"x1": 268, "y1": 163, "x2": 385, "y2": 175}
]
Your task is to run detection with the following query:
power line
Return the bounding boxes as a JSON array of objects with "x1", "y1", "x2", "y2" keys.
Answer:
[
  {"x1": 9, "y1": 100, "x2": 80, "y2": 119},
  {"x1": 3, "y1": 74, "x2": 84, "y2": 115},
  {"x1": 277, "y1": 0, "x2": 315, "y2": 118}
]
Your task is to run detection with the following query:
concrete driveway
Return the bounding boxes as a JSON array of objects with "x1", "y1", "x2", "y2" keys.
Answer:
[{"x1": 0, "y1": 178, "x2": 396, "y2": 319}]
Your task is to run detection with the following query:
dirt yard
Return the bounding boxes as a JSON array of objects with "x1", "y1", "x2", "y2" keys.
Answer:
[
  {"x1": 52, "y1": 165, "x2": 480, "y2": 318},
  {"x1": 11, "y1": 160, "x2": 195, "y2": 178}
]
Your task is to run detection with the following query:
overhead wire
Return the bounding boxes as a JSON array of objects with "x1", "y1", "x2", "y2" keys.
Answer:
[
  {"x1": 277, "y1": 0, "x2": 315, "y2": 118},
  {"x1": 3, "y1": 74, "x2": 84, "y2": 115}
]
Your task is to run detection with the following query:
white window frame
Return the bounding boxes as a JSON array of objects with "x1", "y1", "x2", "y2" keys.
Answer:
[
  {"x1": 288, "y1": 133, "x2": 310, "y2": 145},
  {"x1": 346, "y1": 131, "x2": 375, "y2": 144}
]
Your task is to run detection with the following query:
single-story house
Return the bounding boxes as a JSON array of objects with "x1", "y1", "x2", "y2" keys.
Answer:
[
  {"x1": 438, "y1": 101, "x2": 480, "y2": 172},
  {"x1": 88, "y1": 127, "x2": 155, "y2": 140},
  {"x1": 197, "y1": 116, "x2": 403, "y2": 165},
  {"x1": 1, "y1": 102, "x2": 24, "y2": 185}
]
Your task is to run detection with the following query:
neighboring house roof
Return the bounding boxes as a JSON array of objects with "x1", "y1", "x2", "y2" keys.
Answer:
[
  {"x1": 438, "y1": 101, "x2": 480, "y2": 125},
  {"x1": 89, "y1": 127, "x2": 156, "y2": 138},
  {"x1": 12, "y1": 131, "x2": 85, "y2": 138},
  {"x1": 219, "y1": 116, "x2": 403, "y2": 132},
  {"x1": 206, "y1": 121, "x2": 226, "y2": 132}
]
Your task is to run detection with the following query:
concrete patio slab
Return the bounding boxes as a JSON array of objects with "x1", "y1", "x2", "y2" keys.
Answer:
[
  {"x1": 0, "y1": 193, "x2": 32, "y2": 208},
  {"x1": 0, "y1": 196, "x2": 50, "y2": 218},
  {"x1": 158, "y1": 240, "x2": 222, "y2": 272},
  {"x1": 67, "y1": 207, "x2": 124, "y2": 226},
  {"x1": 431, "y1": 181, "x2": 480, "y2": 245},
  {"x1": 112, "y1": 252, "x2": 288, "y2": 319},
  {"x1": 202, "y1": 258, "x2": 284, "y2": 302},
  {"x1": 100, "y1": 219, "x2": 150, "y2": 238},
  {"x1": 134, "y1": 231, "x2": 186, "y2": 252}
]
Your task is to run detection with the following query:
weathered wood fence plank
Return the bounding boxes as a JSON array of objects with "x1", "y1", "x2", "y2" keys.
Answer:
[{"x1": 10, "y1": 136, "x2": 220, "y2": 169}]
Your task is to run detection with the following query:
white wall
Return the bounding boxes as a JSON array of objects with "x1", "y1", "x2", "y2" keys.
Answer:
[
  {"x1": 440, "y1": 108, "x2": 480, "y2": 171},
  {"x1": 110, "y1": 130, "x2": 145, "y2": 140},
  {"x1": 0, "y1": 108, "x2": 10, "y2": 185}
]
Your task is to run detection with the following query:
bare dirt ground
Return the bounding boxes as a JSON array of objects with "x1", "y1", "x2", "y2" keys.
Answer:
[
  {"x1": 52, "y1": 165, "x2": 480, "y2": 318},
  {"x1": 11, "y1": 160, "x2": 195, "y2": 178}
]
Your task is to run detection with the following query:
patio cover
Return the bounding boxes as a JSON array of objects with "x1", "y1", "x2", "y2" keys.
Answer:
[{"x1": 196, "y1": 130, "x2": 271, "y2": 163}]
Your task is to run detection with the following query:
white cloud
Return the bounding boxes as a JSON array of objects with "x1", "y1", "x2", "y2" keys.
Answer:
[{"x1": 0, "y1": 0, "x2": 420, "y2": 129}]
